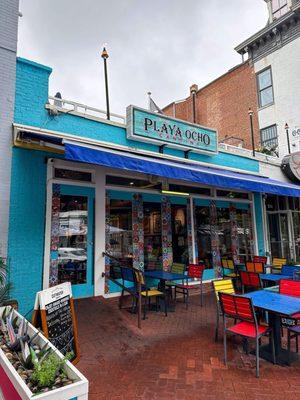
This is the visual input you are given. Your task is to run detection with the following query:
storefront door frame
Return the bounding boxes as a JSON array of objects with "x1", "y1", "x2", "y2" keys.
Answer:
[{"x1": 43, "y1": 159, "x2": 107, "y2": 297}]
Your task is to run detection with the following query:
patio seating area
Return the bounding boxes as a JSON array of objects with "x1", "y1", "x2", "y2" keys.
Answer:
[{"x1": 75, "y1": 287, "x2": 300, "y2": 400}]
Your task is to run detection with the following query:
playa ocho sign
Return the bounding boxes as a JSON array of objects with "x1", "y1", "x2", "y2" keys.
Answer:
[{"x1": 126, "y1": 105, "x2": 218, "y2": 155}]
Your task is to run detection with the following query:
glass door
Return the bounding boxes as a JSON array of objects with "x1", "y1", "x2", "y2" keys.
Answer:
[
  {"x1": 267, "y1": 212, "x2": 294, "y2": 260},
  {"x1": 55, "y1": 185, "x2": 94, "y2": 298}
]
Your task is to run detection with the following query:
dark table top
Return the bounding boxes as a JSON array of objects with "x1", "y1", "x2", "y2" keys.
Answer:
[
  {"x1": 244, "y1": 290, "x2": 300, "y2": 316},
  {"x1": 144, "y1": 270, "x2": 186, "y2": 281},
  {"x1": 260, "y1": 273, "x2": 291, "y2": 282}
]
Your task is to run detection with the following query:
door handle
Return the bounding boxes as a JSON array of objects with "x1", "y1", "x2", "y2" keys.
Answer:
[{"x1": 101, "y1": 272, "x2": 106, "y2": 278}]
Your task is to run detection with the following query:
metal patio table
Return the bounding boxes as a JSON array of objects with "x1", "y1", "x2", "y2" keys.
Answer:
[
  {"x1": 144, "y1": 270, "x2": 186, "y2": 291},
  {"x1": 244, "y1": 290, "x2": 300, "y2": 365},
  {"x1": 144, "y1": 270, "x2": 187, "y2": 311},
  {"x1": 260, "y1": 273, "x2": 292, "y2": 283}
]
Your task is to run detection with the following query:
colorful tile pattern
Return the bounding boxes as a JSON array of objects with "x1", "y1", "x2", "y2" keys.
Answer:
[
  {"x1": 104, "y1": 193, "x2": 111, "y2": 293},
  {"x1": 49, "y1": 184, "x2": 60, "y2": 287},
  {"x1": 186, "y1": 200, "x2": 194, "y2": 264},
  {"x1": 132, "y1": 193, "x2": 144, "y2": 270},
  {"x1": 161, "y1": 196, "x2": 173, "y2": 271},
  {"x1": 210, "y1": 201, "x2": 222, "y2": 278}
]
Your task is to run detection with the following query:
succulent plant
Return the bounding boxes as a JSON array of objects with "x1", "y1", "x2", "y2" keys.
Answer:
[{"x1": 0, "y1": 306, "x2": 29, "y2": 351}]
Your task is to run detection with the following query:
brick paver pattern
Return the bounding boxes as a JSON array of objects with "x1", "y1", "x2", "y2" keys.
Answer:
[{"x1": 75, "y1": 290, "x2": 300, "y2": 400}]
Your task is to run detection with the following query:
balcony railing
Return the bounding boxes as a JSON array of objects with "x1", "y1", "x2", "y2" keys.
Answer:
[{"x1": 48, "y1": 96, "x2": 125, "y2": 124}]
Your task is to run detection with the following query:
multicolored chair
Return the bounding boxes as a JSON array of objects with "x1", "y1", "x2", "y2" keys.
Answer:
[
  {"x1": 174, "y1": 264, "x2": 206, "y2": 308},
  {"x1": 218, "y1": 292, "x2": 275, "y2": 378},
  {"x1": 246, "y1": 261, "x2": 265, "y2": 274},
  {"x1": 240, "y1": 271, "x2": 263, "y2": 293},
  {"x1": 252, "y1": 256, "x2": 268, "y2": 265},
  {"x1": 279, "y1": 279, "x2": 300, "y2": 364},
  {"x1": 165, "y1": 263, "x2": 186, "y2": 296},
  {"x1": 221, "y1": 259, "x2": 239, "y2": 279},
  {"x1": 134, "y1": 269, "x2": 167, "y2": 319},
  {"x1": 271, "y1": 257, "x2": 287, "y2": 273},
  {"x1": 212, "y1": 279, "x2": 235, "y2": 341}
]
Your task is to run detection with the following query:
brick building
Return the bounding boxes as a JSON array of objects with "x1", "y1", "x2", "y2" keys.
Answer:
[{"x1": 163, "y1": 61, "x2": 260, "y2": 150}]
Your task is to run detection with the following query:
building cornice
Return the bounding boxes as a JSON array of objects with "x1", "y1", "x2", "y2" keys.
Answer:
[{"x1": 235, "y1": 2, "x2": 300, "y2": 61}]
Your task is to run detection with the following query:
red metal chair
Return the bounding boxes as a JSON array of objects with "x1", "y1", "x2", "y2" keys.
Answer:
[
  {"x1": 279, "y1": 279, "x2": 300, "y2": 364},
  {"x1": 218, "y1": 292, "x2": 275, "y2": 378},
  {"x1": 240, "y1": 271, "x2": 263, "y2": 293},
  {"x1": 174, "y1": 264, "x2": 206, "y2": 308}
]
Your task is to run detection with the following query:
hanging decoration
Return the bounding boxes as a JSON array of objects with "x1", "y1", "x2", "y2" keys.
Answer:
[
  {"x1": 161, "y1": 196, "x2": 173, "y2": 271},
  {"x1": 210, "y1": 200, "x2": 222, "y2": 278},
  {"x1": 132, "y1": 193, "x2": 144, "y2": 270},
  {"x1": 49, "y1": 184, "x2": 61, "y2": 287}
]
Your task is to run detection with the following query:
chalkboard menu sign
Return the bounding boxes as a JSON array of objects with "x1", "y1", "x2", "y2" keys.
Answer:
[{"x1": 32, "y1": 283, "x2": 79, "y2": 364}]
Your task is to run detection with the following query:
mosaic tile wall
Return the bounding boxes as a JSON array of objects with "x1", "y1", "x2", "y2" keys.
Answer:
[
  {"x1": 161, "y1": 196, "x2": 173, "y2": 271},
  {"x1": 132, "y1": 193, "x2": 144, "y2": 270},
  {"x1": 49, "y1": 184, "x2": 60, "y2": 287},
  {"x1": 210, "y1": 200, "x2": 222, "y2": 278},
  {"x1": 104, "y1": 193, "x2": 111, "y2": 293}
]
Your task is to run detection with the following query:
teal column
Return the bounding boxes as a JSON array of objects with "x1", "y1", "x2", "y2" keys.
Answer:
[{"x1": 253, "y1": 193, "x2": 266, "y2": 256}]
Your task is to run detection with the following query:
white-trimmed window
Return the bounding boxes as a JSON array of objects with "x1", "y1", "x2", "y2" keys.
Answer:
[
  {"x1": 260, "y1": 125, "x2": 278, "y2": 149},
  {"x1": 257, "y1": 67, "x2": 274, "y2": 108},
  {"x1": 272, "y1": 0, "x2": 288, "y2": 19}
]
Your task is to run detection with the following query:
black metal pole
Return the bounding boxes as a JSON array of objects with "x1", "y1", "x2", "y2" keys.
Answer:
[
  {"x1": 101, "y1": 47, "x2": 110, "y2": 120},
  {"x1": 285, "y1": 124, "x2": 291, "y2": 154},
  {"x1": 249, "y1": 109, "x2": 255, "y2": 157}
]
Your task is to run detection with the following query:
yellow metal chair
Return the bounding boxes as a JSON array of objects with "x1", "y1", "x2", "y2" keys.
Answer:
[
  {"x1": 165, "y1": 263, "x2": 186, "y2": 292},
  {"x1": 271, "y1": 258, "x2": 287, "y2": 273},
  {"x1": 212, "y1": 279, "x2": 235, "y2": 341},
  {"x1": 134, "y1": 270, "x2": 167, "y2": 319}
]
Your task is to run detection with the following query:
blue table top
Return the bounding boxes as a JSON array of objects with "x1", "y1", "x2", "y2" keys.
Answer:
[
  {"x1": 144, "y1": 270, "x2": 186, "y2": 281},
  {"x1": 244, "y1": 290, "x2": 300, "y2": 316},
  {"x1": 260, "y1": 274, "x2": 291, "y2": 282}
]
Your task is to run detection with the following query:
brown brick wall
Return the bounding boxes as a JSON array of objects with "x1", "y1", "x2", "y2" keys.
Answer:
[{"x1": 163, "y1": 62, "x2": 260, "y2": 150}]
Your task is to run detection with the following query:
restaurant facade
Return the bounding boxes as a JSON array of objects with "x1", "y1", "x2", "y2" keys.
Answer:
[{"x1": 7, "y1": 57, "x2": 300, "y2": 314}]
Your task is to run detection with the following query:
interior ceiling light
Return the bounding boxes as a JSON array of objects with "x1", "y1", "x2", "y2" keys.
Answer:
[{"x1": 161, "y1": 190, "x2": 190, "y2": 197}]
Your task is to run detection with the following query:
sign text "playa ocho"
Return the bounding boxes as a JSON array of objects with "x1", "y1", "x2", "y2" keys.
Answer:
[{"x1": 126, "y1": 106, "x2": 218, "y2": 154}]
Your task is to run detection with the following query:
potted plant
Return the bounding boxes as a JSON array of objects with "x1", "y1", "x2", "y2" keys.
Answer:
[{"x1": 0, "y1": 306, "x2": 88, "y2": 399}]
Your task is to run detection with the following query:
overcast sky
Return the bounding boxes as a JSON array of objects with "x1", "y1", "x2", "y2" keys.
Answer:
[{"x1": 18, "y1": 0, "x2": 268, "y2": 116}]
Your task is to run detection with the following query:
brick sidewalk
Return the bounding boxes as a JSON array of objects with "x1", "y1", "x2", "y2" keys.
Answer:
[{"x1": 75, "y1": 292, "x2": 300, "y2": 400}]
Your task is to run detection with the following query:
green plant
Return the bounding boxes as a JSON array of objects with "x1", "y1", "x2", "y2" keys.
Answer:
[
  {"x1": 0, "y1": 257, "x2": 12, "y2": 306},
  {"x1": 31, "y1": 352, "x2": 72, "y2": 388}
]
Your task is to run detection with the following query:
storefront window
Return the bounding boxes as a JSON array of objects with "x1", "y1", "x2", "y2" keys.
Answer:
[
  {"x1": 195, "y1": 206, "x2": 212, "y2": 267},
  {"x1": 236, "y1": 208, "x2": 253, "y2": 262},
  {"x1": 57, "y1": 195, "x2": 88, "y2": 285},
  {"x1": 217, "y1": 190, "x2": 249, "y2": 200},
  {"x1": 108, "y1": 199, "x2": 133, "y2": 264},
  {"x1": 217, "y1": 208, "x2": 232, "y2": 258},
  {"x1": 143, "y1": 202, "x2": 162, "y2": 270},
  {"x1": 171, "y1": 205, "x2": 188, "y2": 264},
  {"x1": 292, "y1": 212, "x2": 300, "y2": 260}
]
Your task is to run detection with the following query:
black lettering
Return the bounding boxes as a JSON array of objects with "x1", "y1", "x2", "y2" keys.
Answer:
[
  {"x1": 169, "y1": 124, "x2": 176, "y2": 135},
  {"x1": 203, "y1": 134, "x2": 211, "y2": 145},
  {"x1": 153, "y1": 121, "x2": 160, "y2": 132},
  {"x1": 175, "y1": 127, "x2": 182, "y2": 138},
  {"x1": 161, "y1": 123, "x2": 168, "y2": 134},
  {"x1": 144, "y1": 118, "x2": 152, "y2": 131},
  {"x1": 185, "y1": 130, "x2": 191, "y2": 139}
]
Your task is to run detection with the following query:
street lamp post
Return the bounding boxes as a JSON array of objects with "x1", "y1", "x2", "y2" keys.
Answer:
[
  {"x1": 285, "y1": 122, "x2": 291, "y2": 154},
  {"x1": 248, "y1": 108, "x2": 255, "y2": 157},
  {"x1": 101, "y1": 46, "x2": 110, "y2": 120}
]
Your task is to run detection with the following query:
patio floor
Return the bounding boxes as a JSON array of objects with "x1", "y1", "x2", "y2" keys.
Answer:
[{"x1": 75, "y1": 290, "x2": 300, "y2": 400}]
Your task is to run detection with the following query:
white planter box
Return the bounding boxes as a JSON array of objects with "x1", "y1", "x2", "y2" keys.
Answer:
[{"x1": 0, "y1": 306, "x2": 88, "y2": 400}]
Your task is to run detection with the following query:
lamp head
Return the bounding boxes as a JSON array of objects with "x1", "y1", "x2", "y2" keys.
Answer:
[{"x1": 101, "y1": 47, "x2": 109, "y2": 59}]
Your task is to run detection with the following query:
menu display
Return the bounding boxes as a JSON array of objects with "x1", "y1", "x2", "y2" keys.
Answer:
[{"x1": 32, "y1": 282, "x2": 79, "y2": 364}]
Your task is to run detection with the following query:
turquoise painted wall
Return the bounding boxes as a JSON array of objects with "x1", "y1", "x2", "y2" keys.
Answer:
[
  {"x1": 15, "y1": 58, "x2": 260, "y2": 173},
  {"x1": 7, "y1": 148, "x2": 58, "y2": 315}
]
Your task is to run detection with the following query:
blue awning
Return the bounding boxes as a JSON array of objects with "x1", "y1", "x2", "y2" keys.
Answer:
[{"x1": 65, "y1": 142, "x2": 300, "y2": 197}]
